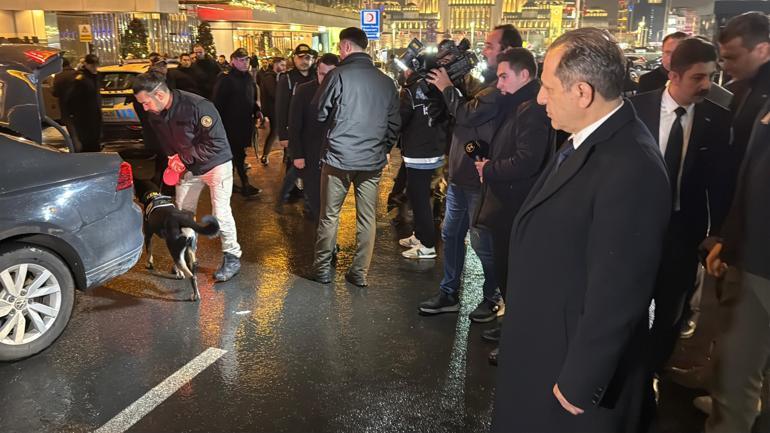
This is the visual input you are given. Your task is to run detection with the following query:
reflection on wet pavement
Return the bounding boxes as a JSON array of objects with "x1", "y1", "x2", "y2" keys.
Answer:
[{"x1": 0, "y1": 146, "x2": 496, "y2": 433}]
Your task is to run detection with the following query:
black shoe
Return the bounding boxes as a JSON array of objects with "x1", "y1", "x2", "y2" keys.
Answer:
[
  {"x1": 418, "y1": 293, "x2": 459, "y2": 315},
  {"x1": 469, "y1": 299, "x2": 505, "y2": 323},
  {"x1": 214, "y1": 253, "x2": 241, "y2": 282},
  {"x1": 488, "y1": 347, "x2": 498, "y2": 366},
  {"x1": 241, "y1": 184, "x2": 261, "y2": 198},
  {"x1": 314, "y1": 272, "x2": 331, "y2": 284},
  {"x1": 344, "y1": 272, "x2": 368, "y2": 287},
  {"x1": 260, "y1": 156, "x2": 269, "y2": 165},
  {"x1": 482, "y1": 325, "x2": 501, "y2": 343}
]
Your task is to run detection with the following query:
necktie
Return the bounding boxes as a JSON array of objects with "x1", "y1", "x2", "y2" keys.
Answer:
[
  {"x1": 664, "y1": 106, "x2": 687, "y2": 200},
  {"x1": 556, "y1": 139, "x2": 575, "y2": 170}
]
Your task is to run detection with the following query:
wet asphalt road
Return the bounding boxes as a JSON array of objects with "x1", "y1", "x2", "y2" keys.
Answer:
[{"x1": 0, "y1": 142, "x2": 498, "y2": 433}]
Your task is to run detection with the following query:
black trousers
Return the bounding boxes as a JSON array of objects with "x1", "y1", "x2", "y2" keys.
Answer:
[
  {"x1": 406, "y1": 167, "x2": 436, "y2": 248},
  {"x1": 231, "y1": 142, "x2": 249, "y2": 186},
  {"x1": 490, "y1": 221, "x2": 514, "y2": 300},
  {"x1": 389, "y1": 162, "x2": 407, "y2": 198},
  {"x1": 300, "y1": 163, "x2": 321, "y2": 222},
  {"x1": 261, "y1": 123, "x2": 278, "y2": 159},
  {"x1": 649, "y1": 213, "x2": 701, "y2": 372}
]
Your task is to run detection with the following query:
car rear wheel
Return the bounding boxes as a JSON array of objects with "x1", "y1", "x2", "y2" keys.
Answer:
[{"x1": 0, "y1": 243, "x2": 75, "y2": 361}]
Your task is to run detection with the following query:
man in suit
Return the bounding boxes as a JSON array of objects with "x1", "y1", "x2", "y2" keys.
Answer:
[
  {"x1": 491, "y1": 28, "x2": 671, "y2": 433},
  {"x1": 638, "y1": 32, "x2": 687, "y2": 93},
  {"x1": 631, "y1": 37, "x2": 734, "y2": 376}
]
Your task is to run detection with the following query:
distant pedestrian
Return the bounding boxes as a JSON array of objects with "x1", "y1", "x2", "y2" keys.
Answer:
[
  {"x1": 213, "y1": 48, "x2": 263, "y2": 198},
  {"x1": 63, "y1": 54, "x2": 102, "y2": 152},
  {"x1": 191, "y1": 44, "x2": 221, "y2": 99}
]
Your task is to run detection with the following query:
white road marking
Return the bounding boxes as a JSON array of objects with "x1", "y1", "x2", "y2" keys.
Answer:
[{"x1": 95, "y1": 347, "x2": 227, "y2": 433}]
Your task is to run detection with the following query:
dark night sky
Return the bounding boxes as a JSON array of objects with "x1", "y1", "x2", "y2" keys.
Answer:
[{"x1": 586, "y1": 0, "x2": 716, "y2": 26}]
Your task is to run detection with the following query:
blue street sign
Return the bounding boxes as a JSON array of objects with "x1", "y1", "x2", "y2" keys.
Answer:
[{"x1": 360, "y1": 9, "x2": 381, "y2": 40}]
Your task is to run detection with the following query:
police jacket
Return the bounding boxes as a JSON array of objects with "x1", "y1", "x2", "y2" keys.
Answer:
[
  {"x1": 145, "y1": 89, "x2": 232, "y2": 176},
  {"x1": 288, "y1": 79, "x2": 325, "y2": 165},
  {"x1": 275, "y1": 68, "x2": 315, "y2": 141},
  {"x1": 213, "y1": 69, "x2": 260, "y2": 147},
  {"x1": 442, "y1": 70, "x2": 507, "y2": 187},
  {"x1": 314, "y1": 52, "x2": 401, "y2": 171},
  {"x1": 399, "y1": 80, "x2": 448, "y2": 162}
]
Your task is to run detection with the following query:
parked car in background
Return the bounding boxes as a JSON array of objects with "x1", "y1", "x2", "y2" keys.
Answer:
[
  {"x1": 99, "y1": 61, "x2": 149, "y2": 141},
  {"x1": 0, "y1": 45, "x2": 143, "y2": 361}
]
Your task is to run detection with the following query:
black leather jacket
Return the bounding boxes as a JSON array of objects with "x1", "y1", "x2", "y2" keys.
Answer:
[
  {"x1": 146, "y1": 89, "x2": 232, "y2": 175},
  {"x1": 314, "y1": 52, "x2": 401, "y2": 171}
]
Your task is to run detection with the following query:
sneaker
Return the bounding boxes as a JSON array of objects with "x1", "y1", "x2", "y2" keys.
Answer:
[
  {"x1": 469, "y1": 299, "x2": 505, "y2": 323},
  {"x1": 399, "y1": 234, "x2": 421, "y2": 248},
  {"x1": 418, "y1": 293, "x2": 459, "y2": 315},
  {"x1": 402, "y1": 245, "x2": 437, "y2": 259}
]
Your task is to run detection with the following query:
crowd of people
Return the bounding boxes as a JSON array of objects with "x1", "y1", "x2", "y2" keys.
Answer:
[{"x1": 52, "y1": 11, "x2": 770, "y2": 432}]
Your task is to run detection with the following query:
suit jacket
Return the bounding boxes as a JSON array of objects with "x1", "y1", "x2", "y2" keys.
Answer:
[
  {"x1": 631, "y1": 89, "x2": 734, "y2": 241},
  {"x1": 492, "y1": 101, "x2": 671, "y2": 433},
  {"x1": 638, "y1": 66, "x2": 668, "y2": 93},
  {"x1": 475, "y1": 80, "x2": 551, "y2": 232}
]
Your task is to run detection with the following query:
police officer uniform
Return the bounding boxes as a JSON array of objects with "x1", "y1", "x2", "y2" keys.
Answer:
[{"x1": 145, "y1": 88, "x2": 242, "y2": 281}]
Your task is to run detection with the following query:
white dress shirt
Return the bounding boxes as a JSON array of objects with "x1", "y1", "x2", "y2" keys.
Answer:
[
  {"x1": 659, "y1": 88, "x2": 695, "y2": 211},
  {"x1": 569, "y1": 101, "x2": 625, "y2": 149}
]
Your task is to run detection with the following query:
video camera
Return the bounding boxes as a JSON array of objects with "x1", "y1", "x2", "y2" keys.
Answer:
[{"x1": 394, "y1": 38, "x2": 478, "y2": 90}]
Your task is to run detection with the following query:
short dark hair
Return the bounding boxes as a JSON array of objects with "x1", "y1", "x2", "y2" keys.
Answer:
[
  {"x1": 193, "y1": 43, "x2": 204, "y2": 49},
  {"x1": 549, "y1": 28, "x2": 625, "y2": 100},
  {"x1": 494, "y1": 24, "x2": 524, "y2": 49},
  {"x1": 62, "y1": 57, "x2": 71, "y2": 68},
  {"x1": 84, "y1": 54, "x2": 99, "y2": 65},
  {"x1": 670, "y1": 37, "x2": 718, "y2": 74},
  {"x1": 179, "y1": 52, "x2": 190, "y2": 58},
  {"x1": 497, "y1": 47, "x2": 537, "y2": 77},
  {"x1": 340, "y1": 27, "x2": 368, "y2": 50},
  {"x1": 719, "y1": 11, "x2": 770, "y2": 50},
  {"x1": 662, "y1": 31, "x2": 688, "y2": 46},
  {"x1": 132, "y1": 71, "x2": 169, "y2": 94},
  {"x1": 319, "y1": 53, "x2": 340, "y2": 66}
]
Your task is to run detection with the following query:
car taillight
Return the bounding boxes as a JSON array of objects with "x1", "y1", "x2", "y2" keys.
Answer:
[{"x1": 116, "y1": 162, "x2": 133, "y2": 191}]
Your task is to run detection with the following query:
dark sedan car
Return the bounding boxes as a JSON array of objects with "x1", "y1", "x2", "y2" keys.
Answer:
[{"x1": 0, "y1": 45, "x2": 143, "y2": 361}]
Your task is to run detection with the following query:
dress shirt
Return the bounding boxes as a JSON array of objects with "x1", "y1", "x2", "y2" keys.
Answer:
[{"x1": 659, "y1": 87, "x2": 695, "y2": 211}]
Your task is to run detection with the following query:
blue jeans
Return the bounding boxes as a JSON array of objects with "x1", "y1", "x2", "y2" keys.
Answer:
[{"x1": 440, "y1": 183, "x2": 500, "y2": 302}]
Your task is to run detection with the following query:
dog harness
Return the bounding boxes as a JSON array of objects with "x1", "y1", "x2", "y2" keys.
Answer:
[{"x1": 144, "y1": 193, "x2": 175, "y2": 220}]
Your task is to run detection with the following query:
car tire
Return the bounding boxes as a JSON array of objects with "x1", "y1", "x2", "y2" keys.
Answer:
[{"x1": 0, "y1": 243, "x2": 75, "y2": 362}]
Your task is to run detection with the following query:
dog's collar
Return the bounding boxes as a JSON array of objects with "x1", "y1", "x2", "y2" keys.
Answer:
[{"x1": 145, "y1": 194, "x2": 175, "y2": 218}]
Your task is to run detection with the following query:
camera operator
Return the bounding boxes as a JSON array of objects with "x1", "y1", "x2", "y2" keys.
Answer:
[{"x1": 417, "y1": 24, "x2": 523, "y2": 323}]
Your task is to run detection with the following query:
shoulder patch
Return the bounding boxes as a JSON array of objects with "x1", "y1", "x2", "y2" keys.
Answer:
[{"x1": 201, "y1": 115, "x2": 213, "y2": 128}]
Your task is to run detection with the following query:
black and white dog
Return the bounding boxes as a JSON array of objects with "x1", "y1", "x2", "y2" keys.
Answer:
[{"x1": 136, "y1": 181, "x2": 219, "y2": 301}]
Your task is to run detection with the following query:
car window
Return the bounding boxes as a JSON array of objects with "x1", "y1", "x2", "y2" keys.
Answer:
[{"x1": 100, "y1": 72, "x2": 137, "y2": 91}]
